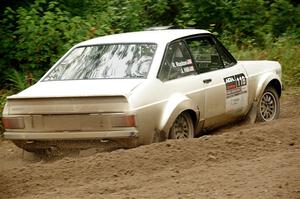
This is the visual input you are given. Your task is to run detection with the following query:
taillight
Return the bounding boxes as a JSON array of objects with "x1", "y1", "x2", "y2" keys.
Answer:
[
  {"x1": 124, "y1": 115, "x2": 136, "y2": 127},
  {"x1": 2, "y1": 117, "x2": 25, "y2": 129},
  {"x1": 112, "y1": 115, "x2": 136, "y2": 127}
]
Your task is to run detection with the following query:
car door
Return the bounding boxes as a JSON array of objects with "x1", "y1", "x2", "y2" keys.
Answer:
[
  {"x1": 184, "y1": 35, "x2": 249, "y2": 128},
  {"x1": 157, "y1": 41, "x2": 206, "y2": 131}
]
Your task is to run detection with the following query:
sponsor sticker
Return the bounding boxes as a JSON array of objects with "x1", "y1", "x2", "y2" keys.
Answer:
[
  {"x1": 224, "y1": 73, "x2": 248, "y2": 112},
  {"x1": 224, "y1": 73, "x2": 247, "y2": 98}
]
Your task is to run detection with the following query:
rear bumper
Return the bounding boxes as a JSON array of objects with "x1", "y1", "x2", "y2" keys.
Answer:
[{"x1": 4, "y1": 130, "x2": 138, "y2": 140}]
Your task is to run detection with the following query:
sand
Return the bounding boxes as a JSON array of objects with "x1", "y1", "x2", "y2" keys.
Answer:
[{"x1": 0, "y1": 87, "x2": 299, "y2": 199}]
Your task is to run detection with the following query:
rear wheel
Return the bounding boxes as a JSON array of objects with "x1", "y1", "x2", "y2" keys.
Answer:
[
  {"x1": 169, "y1": 112, "x2": 194, "y2": 139},
  {"x1": 256, "y1": 87, "x2": 280, "y2": 122}
]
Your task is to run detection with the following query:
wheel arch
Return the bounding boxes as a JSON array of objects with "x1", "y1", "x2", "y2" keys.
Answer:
[
  {"x1": 158, "y1": 93, "x2": 199, "y2": 137},
  {"x1": 267, "y1": 79, "x2": 282, "y2": 97},
  {"x1": 185, "y1": 109, "x2": 198, "y2": 129},
  {"x1": 255, "y1": 73, "x2": 282, "y2": 102}
]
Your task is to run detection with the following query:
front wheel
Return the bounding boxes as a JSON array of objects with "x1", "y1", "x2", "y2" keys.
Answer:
[
  {"x1": 256, "y1": 87, "x2": 280, "y2": 122},
  {"x1": 169, "y1": 112, "x2": 194, "y2": 139}
]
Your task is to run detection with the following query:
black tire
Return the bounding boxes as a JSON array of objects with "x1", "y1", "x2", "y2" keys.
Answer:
[
  {"x1": 169, "y1": 112, "x2": 194, "y2": 139},
  {"x1": 256, "y1": 86, "x2": 280, "y2": 122}
]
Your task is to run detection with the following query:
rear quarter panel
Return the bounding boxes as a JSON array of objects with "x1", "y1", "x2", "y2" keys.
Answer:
[{"x1": 128, "y1": 77, "x2": 201, "y2": 145}]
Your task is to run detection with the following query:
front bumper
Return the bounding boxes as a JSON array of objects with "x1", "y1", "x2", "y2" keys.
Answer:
[{"x1": 4, "y1": 129, "x2": 138, "y2": 140}]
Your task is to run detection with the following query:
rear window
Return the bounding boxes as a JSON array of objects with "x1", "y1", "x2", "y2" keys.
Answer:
[{"x1": 43, "y1": 43, "x2": 157, "y2": 81}]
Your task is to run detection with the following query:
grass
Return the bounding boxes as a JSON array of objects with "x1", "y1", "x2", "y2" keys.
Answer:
[{"x1": 228, "y1": 37, "x2": 300, "y2": 87}]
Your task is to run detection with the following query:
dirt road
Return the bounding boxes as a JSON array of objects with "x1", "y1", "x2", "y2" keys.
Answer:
[{"x1": 0, "y1": 88, "x2": 299, "y2": 199}]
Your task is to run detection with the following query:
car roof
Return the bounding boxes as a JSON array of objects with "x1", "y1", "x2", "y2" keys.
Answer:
[{"x1": 77, "y1": 29, "x2": 211, "y2": 46}]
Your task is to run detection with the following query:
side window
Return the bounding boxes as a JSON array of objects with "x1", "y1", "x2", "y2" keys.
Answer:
[
  {"x1": 185, "y1": 37, "x2": 224, "y2": 73},
  {"x1": 215, "y1": 40, "x2": 237, "y2": 68},
  {"x1": 158, "y1": 42, "x2": 196, "y2": 81}
]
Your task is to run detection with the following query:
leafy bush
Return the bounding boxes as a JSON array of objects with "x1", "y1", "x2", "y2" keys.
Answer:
[
  {"x1": 5, "y1": 69, "x2": 31, "y2": 92},
  {"x1": 0, "y1": 0, "x2": 93, "y2": 86},
  {"x1": 228, "y1": 35, "x2": 300, "y2": 86},
  {"x1": 0, "y1": 0, "x2": 299, "y2": 90},
  {"x1": 0, "y1": 0, "x2": 175, "y2": 86}
]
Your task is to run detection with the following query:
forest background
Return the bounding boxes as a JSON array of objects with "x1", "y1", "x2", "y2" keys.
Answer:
[{"x1": 0, "y1": 0, "x2": 299, "y2": 133}]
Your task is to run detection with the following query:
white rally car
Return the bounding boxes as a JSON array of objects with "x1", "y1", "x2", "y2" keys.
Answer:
[{"x1": 2, "y1": 28, "x2": 282, "y2": 152}]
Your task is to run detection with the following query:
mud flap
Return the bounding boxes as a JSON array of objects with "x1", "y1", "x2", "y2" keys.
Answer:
[
  {"x1": 152, "y1": 129, "x2": 167, "y2": 143},
  {"x1": 245, "y1": 101, "x2": 258, "y2": 124}
]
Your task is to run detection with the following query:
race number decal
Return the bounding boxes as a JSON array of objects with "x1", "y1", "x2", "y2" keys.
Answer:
[
  {"x1": 224, "y1": 73, "x2": 248, "y2": 112},
  {"x1": 224, "y1": 73, "x2": 247, "y2": 98}
]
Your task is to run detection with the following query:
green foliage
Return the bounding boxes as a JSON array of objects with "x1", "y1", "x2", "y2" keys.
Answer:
[
  {"x1": 0, "y1": 0, "x2": 175, "y2": 86},
  {"x1": 0, "y1": 0, "x2": 93, "y2": 86},
  {"x1": 228, "y1": 35, "x2": 300, "y2": 86},
  {"x1": 0, "y1": 0, "x2": 299, "y2": 89},
  {"x1": 174, "y1": 0, "x2": 232, "y2": 31},
  {"x1": 5, "y1": 69, "x2": 31, "y2": 92},
  {"x1": 268, "y1": 0, "x2": 300, "y2": 38},
  {"x1": 81, "y1": 0, "x2": 171, "y2": 33}
]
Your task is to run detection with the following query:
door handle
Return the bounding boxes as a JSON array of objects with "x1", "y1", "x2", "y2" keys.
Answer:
[{"x1": 203, "y1": 79, "x2": 212, "y2": 84}]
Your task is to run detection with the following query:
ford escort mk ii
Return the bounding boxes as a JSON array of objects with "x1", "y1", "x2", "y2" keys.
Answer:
[{"x1": 2, "y1": 29, "x2": 282, "y2": 152}]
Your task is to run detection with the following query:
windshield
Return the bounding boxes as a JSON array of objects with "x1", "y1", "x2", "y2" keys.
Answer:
[{"x1": 43, "y1": 43, "x2": 157, "y2": 81}]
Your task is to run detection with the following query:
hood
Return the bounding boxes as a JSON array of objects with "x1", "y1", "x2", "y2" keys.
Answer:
[{"x1": 9, "y1": 79, "x2": 144, "y2": 99}]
